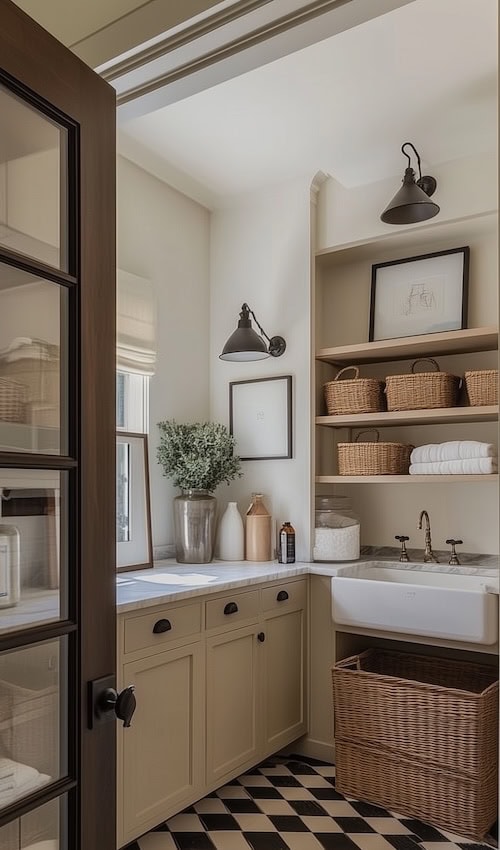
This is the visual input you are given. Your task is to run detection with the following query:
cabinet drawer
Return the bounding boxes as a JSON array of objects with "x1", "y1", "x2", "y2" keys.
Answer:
[
  {"x1": 262, "y1": 580, "x2": 307, "y2": 613},
  {"x1": 206, "y1": 590, "x2": 260, "y2": 630},
  {"x1": 124, "y1": 602, "x2": 202, "y2": 654}
]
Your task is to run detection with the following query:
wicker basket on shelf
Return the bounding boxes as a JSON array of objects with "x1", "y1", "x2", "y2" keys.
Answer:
[
  {"x1": 0, "y1": 377, "x2": 27, "y2": 423},
  {"x1": 337, "y1": 429, "x2": 413, "y2": 475},
  {"x1": 464, "y1": 370, "x2": 499, "y2": 406},
  {"x1": 385, "y1": 358, "x2": 460, "y2": 411},
  {"x1": 331, "y1": 649, "x2": 499, "y2": 840},
  {"x1": 323, "y1": 366, "x2": 385, "y2": 415}
]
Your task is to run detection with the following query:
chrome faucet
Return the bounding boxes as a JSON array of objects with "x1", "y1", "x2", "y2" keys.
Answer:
[{"x1": 418, "y1": 510, "x2": 439, "y2": 563}]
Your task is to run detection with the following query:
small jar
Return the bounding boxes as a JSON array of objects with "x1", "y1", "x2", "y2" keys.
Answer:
[{"x1": 313, "y1": 496, "x2": 360, "y2": 562}]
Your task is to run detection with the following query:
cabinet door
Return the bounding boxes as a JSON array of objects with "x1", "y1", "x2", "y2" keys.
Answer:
[
  {"x1": 119, "y1": 642, "x2": 204, "y2": 845},
  {"x1": 262, "y1": 608, "x2": 307, "y2": 755},
  {"x1": 206, "y1": 624, "x2": 260, "y2": 784}
]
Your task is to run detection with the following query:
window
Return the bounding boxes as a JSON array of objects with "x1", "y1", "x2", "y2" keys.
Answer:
[{"x1": 116, "y1": 372, "x2": 150, "y2": 559}]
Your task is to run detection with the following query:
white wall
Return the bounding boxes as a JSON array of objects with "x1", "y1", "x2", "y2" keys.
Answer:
[
  {"x1": 317, "y1": 151, "x2": 498, "y2": 251},
  {"x1": 117, "y1": 156, "x2": 210, "y2": 550},
  {"x1": 209, "y1": 178, "x2": 314, "y2": 561}
]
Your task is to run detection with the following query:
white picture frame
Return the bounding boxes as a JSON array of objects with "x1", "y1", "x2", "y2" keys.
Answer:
[
  {"x1": 369, "y1": 247, "x2": 469, "y2": 341},
  {"x1": 116, "y1": 432, "x2": 153, "y2": 571},
  {"x1": 229, "y1": 375, "x2": 292, "y2": 461}
]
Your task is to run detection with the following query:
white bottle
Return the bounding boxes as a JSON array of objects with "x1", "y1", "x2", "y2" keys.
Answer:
[
  {"x1": 218, "y1": 502, "x2": 244, "y2": 561},
  {"x1": 0, "y1": 525, "x2": 20, "y2": 608}
]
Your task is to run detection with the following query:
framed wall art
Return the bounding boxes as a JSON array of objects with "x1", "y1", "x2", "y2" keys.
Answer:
[
  {"x1": 116, "y1": 432, "x2": 153, "y2": 571},
  {"x1": 229, "y1": 375, "x2": 292, "y2": 461},
  {"x1": 369, "y1": 246, "x2": 469, "y2": 341}
]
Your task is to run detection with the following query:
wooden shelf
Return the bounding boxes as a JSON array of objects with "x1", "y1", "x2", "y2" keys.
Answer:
[
  {"x1": 316, "y1": 474, "x2": 499, "y2": 484},
  {"x1": 316, "y1": 327, "x2": 498, "y2": 366},
  {"x1": 316, "y1": 405, "x2": 499, "y2": 429}
]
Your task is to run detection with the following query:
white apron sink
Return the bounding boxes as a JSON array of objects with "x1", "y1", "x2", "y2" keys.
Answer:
[{"x1": 331, "y1": 564, "x2": 499, "y2": 645}]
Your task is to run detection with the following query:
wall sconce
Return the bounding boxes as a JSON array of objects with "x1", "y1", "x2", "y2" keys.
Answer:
[
  {"x1": 381, "y1": 142, "x2": 439, "y2": 225},
  {"x1": 219, "y1": 303, "x2": 286, "y2": 361}
]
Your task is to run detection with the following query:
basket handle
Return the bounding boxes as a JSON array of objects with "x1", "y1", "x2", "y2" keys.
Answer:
[
  {"x1": 411, "y1": 357, "x2": 440, "y2": 374},
  {"x1": 354, "y1": 428, "x2": 380, "y2": 443},
  {"x1": 354, "y1": 429, "x2": 380, "y2": 443},
  {"x1": 334, "y1": 365, "x2": 359, "y2": 381}
]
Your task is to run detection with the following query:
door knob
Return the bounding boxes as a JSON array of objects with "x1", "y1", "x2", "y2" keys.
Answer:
[
  {"x1": 90, "y1": 676, "x2": 137, "y2": 729},
  {"x1": 99, "y1": 686, "x2": 136, "y2": 727}
]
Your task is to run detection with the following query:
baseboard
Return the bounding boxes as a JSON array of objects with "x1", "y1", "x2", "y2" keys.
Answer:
[{"x1": 279, "y1": 736, "x2": 335, "y2": 764}]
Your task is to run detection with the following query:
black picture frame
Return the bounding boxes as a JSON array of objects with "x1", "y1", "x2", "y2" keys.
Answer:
[
  {"x1": 369, "y1": 246, "x2": 470, "y2": 342},
  {"x1": 229, "y1": 375, "x2": 293, "y2": 461}
]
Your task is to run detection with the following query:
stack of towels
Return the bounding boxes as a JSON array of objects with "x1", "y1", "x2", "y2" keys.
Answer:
[
  {"x1": 0, "y1": 757, "x2": 50, "y2": 807},
  {"x1": 410, "y1": 441, "x2": 498, "y2": 475}
]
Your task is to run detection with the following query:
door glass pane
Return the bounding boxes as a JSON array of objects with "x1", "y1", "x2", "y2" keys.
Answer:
[
  {"x1": 0, "y1": 792, "x2": 67, "y2": 849},
  {"x1": 0, "y1": 470, "x2": 67, "y2": 634},
  {"x1": 0, "y1": 83, "x2": 68, "y2": 271},
  {"x1": 0, "y1": 261, "x2": 67, "y2": 456},
  {"x1": 0, "y1": 637, "x2": 67, "y2": 812}
]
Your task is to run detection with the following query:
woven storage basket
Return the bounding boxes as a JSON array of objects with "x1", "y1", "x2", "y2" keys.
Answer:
[
  {"x1": 337, "y1": 430, "x2": 413, "y2": 475},
  {"x1": 332, "y1": 649, "x2": 498, "y2": 776},
  {"x1": 0, "y1": 377, "x2": 26, "y2": 423},
  {"x1": 465, "y1": 370, "x2": 499, "y2": 406},
  {"x1": 324, "y1": 366, "x2": 385, "y2": 415},
  {"x1": 385, "y1": 358, "x2": 460, "y2": 411},
  {"x1": 335, "y1": 739, "x2": 497, "y2": 841}
]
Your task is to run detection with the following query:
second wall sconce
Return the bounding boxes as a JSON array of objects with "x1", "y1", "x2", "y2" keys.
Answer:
[
  {"x1": 381, "y1": 142, "x2": 440, "y2": 225},
  {"x1": 219, "y1": 303, "x2": 286, "y2": 362}
]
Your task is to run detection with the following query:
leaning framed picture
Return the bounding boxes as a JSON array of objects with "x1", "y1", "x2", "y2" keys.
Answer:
[
  {"x1": 116, "y1": 432, "x2": 153, "y2": 571},
  {"x1": 369, "y1": 246, "x2": 469, "y2": 341},
  {"x1": 229, "y1": 375, "x2": 292, "y2": 460}
]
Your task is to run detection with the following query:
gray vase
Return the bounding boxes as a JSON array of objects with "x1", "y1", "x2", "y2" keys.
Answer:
[{"x1": 173, "y1": 489, "x2": 217, "y2": 563}]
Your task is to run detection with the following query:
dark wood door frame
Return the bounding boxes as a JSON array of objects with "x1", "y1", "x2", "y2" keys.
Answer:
[{"x1": 0, "y1": 2, "x2": 116, "y2": 848}]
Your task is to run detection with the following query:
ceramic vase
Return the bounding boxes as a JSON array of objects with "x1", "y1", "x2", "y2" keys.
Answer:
[
  {"x1": 245, "y1": 493, "x2": 273, "y2": 561},
  {"x1": 218, "y1": 501, "x2": 244, "y2": 561}
]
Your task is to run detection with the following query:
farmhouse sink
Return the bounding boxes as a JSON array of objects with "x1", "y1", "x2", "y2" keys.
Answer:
[{"x1": 331, "y1": 564, "x2": 499, "y2": 644}]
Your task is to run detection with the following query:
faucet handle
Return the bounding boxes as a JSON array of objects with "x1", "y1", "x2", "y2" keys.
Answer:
[
  {"x1": 446, "y1": 538, "x2": 463, "y2": 566},
  {"x1": 395, "y1": 535, "x2": 410, "y2": 562}
]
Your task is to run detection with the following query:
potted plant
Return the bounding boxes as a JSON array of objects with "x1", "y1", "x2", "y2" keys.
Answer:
[{"x1": 157, "y1": 420, "x2": 242, "y2": 563}]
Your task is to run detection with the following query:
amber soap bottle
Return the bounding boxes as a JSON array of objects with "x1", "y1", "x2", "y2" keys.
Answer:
[{"x1": 278, "y1": 521, "x2": 295, "y2": 564}]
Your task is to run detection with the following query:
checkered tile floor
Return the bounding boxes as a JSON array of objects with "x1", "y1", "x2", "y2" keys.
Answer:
[{"x1": 126, "y1": 756, "x2": 495, "y2": 850}]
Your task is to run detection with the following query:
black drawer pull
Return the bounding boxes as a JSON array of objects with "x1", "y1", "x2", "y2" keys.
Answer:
[
  {"x1": 277, "y1": 590, "x2": 289, "y2": 602},
  {"x1": 257, "y1": 632, "x2": 266, "y2": 642},
  {"x1": 153, "y1": 618, "x2": 172, "y2": 634},
  {"x1": 224, "y1": 602, "x2": 238, "y2": 615}
]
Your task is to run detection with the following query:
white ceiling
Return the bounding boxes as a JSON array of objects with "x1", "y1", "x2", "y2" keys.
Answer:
[
  {"x1": 13, "y1": 0, "x2": 148, "y2": 46},
  {"x1": 120, "y1": 0, "x2": 498, "y2": 202}
]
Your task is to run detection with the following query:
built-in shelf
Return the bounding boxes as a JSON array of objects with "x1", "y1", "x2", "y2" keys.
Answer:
[
  {"x1": 316, "y1": 405, "x2": 499, "y2": 429},
  {"x1": 316, "y1": 327, "x2": 498, "y2": 366},
  {"x1": 316, "y1": 474, "x2": 499, "y2": 484},
  {"x1": 0, "y1": 421, "x2": 59, "y2": 454}
]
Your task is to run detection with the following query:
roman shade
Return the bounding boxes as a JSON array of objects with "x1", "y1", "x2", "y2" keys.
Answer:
[{"x1": 117, "y1": 269, "x2": 157, "y2": 376}]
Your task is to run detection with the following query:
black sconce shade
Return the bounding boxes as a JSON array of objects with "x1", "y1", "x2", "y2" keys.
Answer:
[
  {"x1": 381, "y1": 142, "x2": 439, "y2": 225},
  {"x1": 220, "y1": 304, "x2": 286, "y2": 362}
]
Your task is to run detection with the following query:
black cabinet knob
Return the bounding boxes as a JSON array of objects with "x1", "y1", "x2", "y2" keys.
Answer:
[
  {"x1": 153, "y1": 618, "x2": 172, "y2": 634},
  {"x1": 257, "y1": 632, "x2": 265, "y2": 642},
  {"x1": 276, "y1": 590, "x2": 289, "y2": 602},
  {"x1": 224, "y1": 602, "x2": 238, "y2": 615}
]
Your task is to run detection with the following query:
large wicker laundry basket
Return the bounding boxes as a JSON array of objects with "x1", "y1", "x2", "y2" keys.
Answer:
[{"x1": 332, "y1": 648, "x2": 498, "y2": 839}]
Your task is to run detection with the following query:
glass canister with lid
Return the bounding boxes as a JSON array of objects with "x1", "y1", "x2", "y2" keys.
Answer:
[{"x1": 313, "y1": 495, "x2": 360, "y2": 562}]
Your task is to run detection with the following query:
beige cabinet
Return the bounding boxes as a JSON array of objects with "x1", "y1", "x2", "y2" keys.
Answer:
[
  {"x1": 262, "y1": 606, "x2": 307, "y2": 755},
  {"x1": 117, "y1": 577, "x2": 308, "y2": 847},
  {"x1": 206, "y1": 579, "x2": 308, "y2": 787},
  {"x1": 206, "y1": 623, "x2": 261, "y2": 783}
]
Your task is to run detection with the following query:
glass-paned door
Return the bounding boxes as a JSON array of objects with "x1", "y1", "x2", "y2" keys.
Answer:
[{"x1": 0, "y1": 2, "x2": 117, "y2": 848}]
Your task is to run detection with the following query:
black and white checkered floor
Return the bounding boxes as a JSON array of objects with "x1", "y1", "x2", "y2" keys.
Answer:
[{"x1": 126, "y1": 756, "x2": 495, "y2": 850}]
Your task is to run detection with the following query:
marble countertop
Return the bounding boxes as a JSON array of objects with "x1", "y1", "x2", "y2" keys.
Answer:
[{"x1": 116, "y1": 553, "x2": 499, "y2": 613}]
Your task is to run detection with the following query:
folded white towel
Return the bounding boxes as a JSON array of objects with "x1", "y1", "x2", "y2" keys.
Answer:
[
  {"x1": 411, "y1": 441, "x2": 497, "y2": 464},
  {"x1": 0, "y1": 773, "x2": 50, "y2": 807},
  {"x1": 410, "y1": 458, "x2": 498, "y2": 475},
  {"x1": 0, "y1": 759, "x2": 39, "y2": 788}
]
